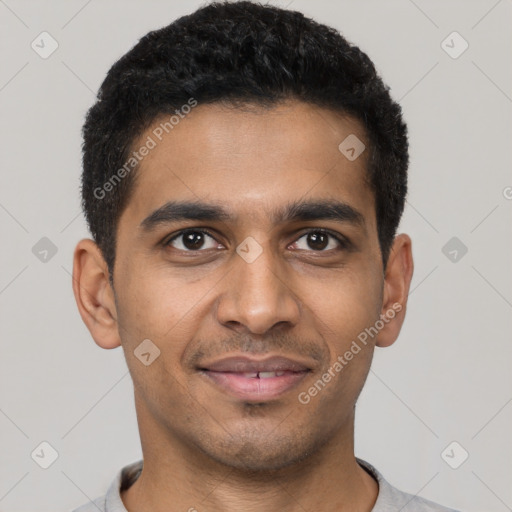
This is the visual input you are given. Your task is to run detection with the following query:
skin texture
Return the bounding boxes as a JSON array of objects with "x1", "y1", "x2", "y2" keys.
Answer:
[{"x1": 72, "y1": 100, "x2": 414, "y2": 512}]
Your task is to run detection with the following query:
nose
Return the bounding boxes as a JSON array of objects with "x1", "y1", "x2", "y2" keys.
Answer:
[{"x1": 215, "y1": 243, "x2": 301, "y2": 335}]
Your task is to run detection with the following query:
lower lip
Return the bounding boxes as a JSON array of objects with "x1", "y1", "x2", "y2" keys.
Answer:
[{"x1": 200, "y1": 370, "x2": 309, "y2": 401}]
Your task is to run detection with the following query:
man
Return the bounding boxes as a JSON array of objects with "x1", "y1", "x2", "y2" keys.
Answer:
[{"x1": 71, "y1": 1, "x2": 459, "y2": 511}]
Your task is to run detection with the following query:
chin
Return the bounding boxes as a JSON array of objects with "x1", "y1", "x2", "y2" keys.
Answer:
[{"x1": 198, "y1": 428, "x2": 325, "y2": 474}]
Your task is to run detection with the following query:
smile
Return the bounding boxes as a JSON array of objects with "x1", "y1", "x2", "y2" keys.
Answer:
[{"x1": 199, "y1": 369, "x2": 310, "y2": 401}]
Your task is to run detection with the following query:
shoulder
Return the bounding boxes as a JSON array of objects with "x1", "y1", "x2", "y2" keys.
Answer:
[
  {"x1": 71, "y1": 495, "x2": 106, "y2": 512},
  {"x1": 70, "y1": 460, "x2": 143, "y2": 512},
  {"x1": 357, "y1": 458, "x2": 461, "y2": 512}
]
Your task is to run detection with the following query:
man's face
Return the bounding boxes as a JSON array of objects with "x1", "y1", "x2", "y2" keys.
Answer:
[{"x1": 111, "y1": 101, "x2": 388, "y2": 471}]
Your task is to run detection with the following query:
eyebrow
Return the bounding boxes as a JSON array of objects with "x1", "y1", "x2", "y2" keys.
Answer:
[{"x1": 139, "y1": 199, "x2": 366, "y2": 233}]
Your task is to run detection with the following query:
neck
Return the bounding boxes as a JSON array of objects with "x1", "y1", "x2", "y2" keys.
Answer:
[{"x1": 121, "y1": 407, "x2": 378, "y2": 512}]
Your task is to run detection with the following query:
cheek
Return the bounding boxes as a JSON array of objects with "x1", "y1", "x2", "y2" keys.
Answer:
[
  {"x1": 114, "y1": 272, "x2": 195, "y2": 404},
  {"x1": 116, "y1": 266, "x2": 199, "y2": 339},
  {"x1": 301, "y1": 273, "x2": 380, "y2": 411},
  {"x1": 115, "y1": 267, "x2": 217, "y2": 389},
  {"x1": 307, "y1": 267, "x2": 382, "y2": 342}
]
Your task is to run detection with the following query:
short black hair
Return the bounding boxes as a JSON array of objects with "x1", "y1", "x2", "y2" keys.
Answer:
[{"x1": 81, "y1": 0, "x2": 408, "y2": 282}]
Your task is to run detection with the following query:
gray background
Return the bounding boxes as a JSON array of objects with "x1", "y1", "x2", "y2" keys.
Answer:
[{"x1": 1, "y1": 0, "x2": 511, "y2": 510}]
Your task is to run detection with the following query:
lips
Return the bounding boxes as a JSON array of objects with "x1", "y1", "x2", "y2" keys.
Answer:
[
  {"x1": 198, "y1": 355, "x2": 312, "y2": 401},
  {"x1": 200, "y1": 355, "x2": 310, "y2": 373}
]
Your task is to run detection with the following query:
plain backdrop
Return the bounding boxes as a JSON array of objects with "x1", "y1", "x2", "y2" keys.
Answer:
[{"x1": 1, "y1": 1, "x2": 511, "y2": 511}]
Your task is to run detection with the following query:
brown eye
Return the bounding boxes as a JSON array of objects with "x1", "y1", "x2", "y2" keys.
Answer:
[
  {"x1": 306, "y1": 232, "x2": 329, "y2": 250},
  {"x1": 165, "y1": 230, "x2": 219, "y2": 251},
  {"x1": 292, "y1": 230, "x2": 347, "y2": 252}
]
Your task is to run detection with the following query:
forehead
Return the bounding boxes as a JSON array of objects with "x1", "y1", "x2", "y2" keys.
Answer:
[{"x1": 119, "y1": 101, "x2": 375, "y2": 231}]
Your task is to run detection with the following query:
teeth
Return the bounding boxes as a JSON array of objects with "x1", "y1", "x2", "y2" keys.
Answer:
[
  {"x1": 258, "y1": 371, "x2": 286, "y2": 378},
  {"x1": 240, "y1": 371, "x2": 287, "y2": 378}
]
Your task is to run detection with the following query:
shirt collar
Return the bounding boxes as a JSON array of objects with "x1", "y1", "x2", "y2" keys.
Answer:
[{"x1": 105, "y1": 458, "x2": 391, "y2": 511}]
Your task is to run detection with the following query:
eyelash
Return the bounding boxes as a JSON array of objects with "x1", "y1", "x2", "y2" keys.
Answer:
[{"x1": 163, "y1": 228, "x2": 349, "y2": 252}]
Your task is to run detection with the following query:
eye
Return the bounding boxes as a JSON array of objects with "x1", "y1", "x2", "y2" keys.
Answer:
[
  {"x1": 291, "y1": 230, "x2": 347, "y2": 252},
  {"x1": 164, "y1": 229, "x2": 221, "y2": 251}
]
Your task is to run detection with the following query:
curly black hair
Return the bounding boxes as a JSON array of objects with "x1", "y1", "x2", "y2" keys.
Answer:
[{"x1": 81, "y1": 0, "x2": 408, "y2": 282}]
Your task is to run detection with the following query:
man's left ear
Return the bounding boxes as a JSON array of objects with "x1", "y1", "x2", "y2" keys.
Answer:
[{"x1": 376, "y1": 233, "x2": 414, "y2": 348}]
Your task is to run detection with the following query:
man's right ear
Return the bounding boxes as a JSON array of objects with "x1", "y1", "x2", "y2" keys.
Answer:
[{"x1": 71, "y1": 238, "x2": 121, "y2": 349}]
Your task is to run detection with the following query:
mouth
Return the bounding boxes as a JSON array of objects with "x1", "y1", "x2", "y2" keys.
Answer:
[{"x1": 197, "y1": 355, "x2": 312, "y2": 402}]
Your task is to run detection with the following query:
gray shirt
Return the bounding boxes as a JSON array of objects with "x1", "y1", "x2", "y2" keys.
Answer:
[{"x1": 72, "y1": 458, "x2": 459, "y2": 511}]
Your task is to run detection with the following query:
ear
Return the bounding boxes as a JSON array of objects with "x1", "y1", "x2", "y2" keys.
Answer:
[
  {"x1": 376, "y1": 233, "x2": 414, "y2": 348},
  {"x1": 71, "y1": 238, "x2": 121, "y2": 349}
]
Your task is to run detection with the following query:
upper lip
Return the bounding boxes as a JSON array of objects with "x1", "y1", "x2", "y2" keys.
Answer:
[{"x1": 199, "y1": 355, "x2": 311, "y2": 373}]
